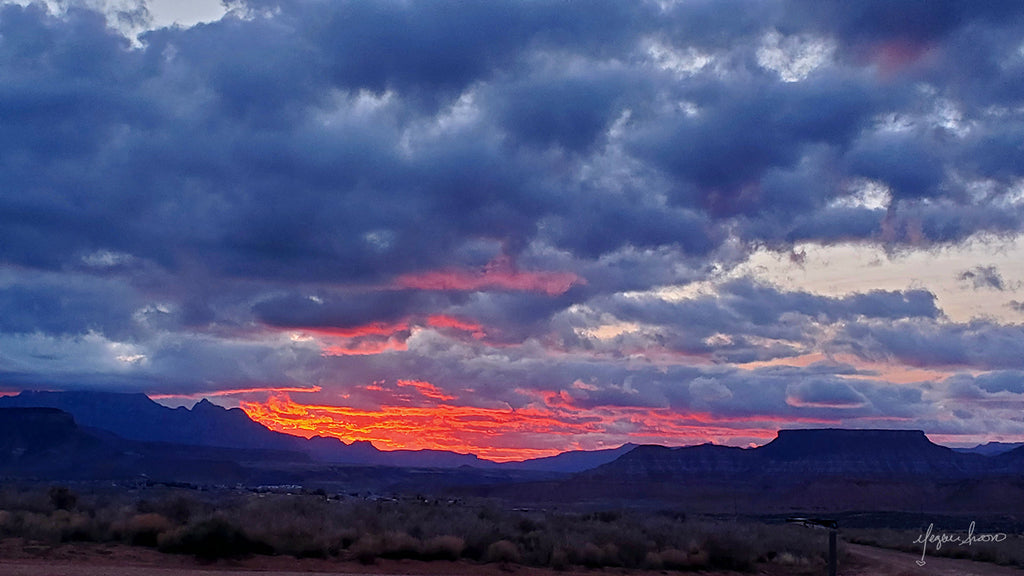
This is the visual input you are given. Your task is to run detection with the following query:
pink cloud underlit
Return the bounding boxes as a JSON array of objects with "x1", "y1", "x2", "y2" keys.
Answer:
[{"x1": 395, "y1": 256, "x2": 583, "y2": 295}]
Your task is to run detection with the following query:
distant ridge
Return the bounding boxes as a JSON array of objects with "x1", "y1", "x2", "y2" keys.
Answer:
[
  {"x1": 0, "y1": 407, "x2": 85, "y2": 455},
  {"x1": 0, "y1": 390, "x2": 595, "y2": 470},
  {"x1": 0, "y1": 390, "x2": 655, "y2": 471},
  {"x1": 0, "y1": 407, "x2": 111, "y2": 478},
  {"x1": 585, "y1": 428, "x2": 990, "y2": 481},
  {"x1": 954, "y1": 441, "x2": 1024, "y2": 456},
  {"x1": 758, "y1": 428, "x2": 937, "y2": 457},
  {"x1": 0, "y1": 391, "x2": 314, "y2": 452},
  {"x1": 4, "y1": 402, "x2": 1024, "y2": 513},
  {"x1": 0, "y1": 406, "x2": 268, "y2": 482},
  {"x1": 516, "y1": 427, "x2": 1024, "y2": 514},
  {"x1": 5, "y1": 391, "x2": 1022, "y2": 482},
  {"x1": 502, "y1": 443, "x2": 638, "y2": 473}
]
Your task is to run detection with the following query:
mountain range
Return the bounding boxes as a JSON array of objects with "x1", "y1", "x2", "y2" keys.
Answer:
[
  {"x1": 2, "y1": 390, "x2": 1023, "y2": 514},
  {"x1": 0, "y1": 390, "x2": 631, "y2": 472},
  {"x1": 954, "y1": 441, "x2": 1024, "y2": 456},
  {"x1": 483, "y1": 429, "x2": 1024, "y2": 514}
]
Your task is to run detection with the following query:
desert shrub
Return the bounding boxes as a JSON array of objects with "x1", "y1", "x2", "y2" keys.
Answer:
[
  {"x1": 0, "y1": 485, "x2": 887, "y2": 571},
  {"x1": 585, "y1": 510, "x2": 621, "y2": 523},
  {"x1": 242, "y1": 503, "x2": 333, "y2": 557},
  {"x1": 485, "y1": 539, "x2": 521, "y2": 564},
  {"x1": 12, "y1": 509, "x2": 95, "y2": 543},
  {"x1": 127, "y1": 513, "x2": 172, "y2": 547},
  {"x1": 517, "y1": 516, "x2": 541, "y2": 533},
  {"x1": 550, "y1": 546, "x2": 570, "y2": 570},
  {"x1": 515, "y1": 529, "x2": 556, "y2": 565},
  {"x1": 607, "y1": 528, "x2": 649, "y2": 566},
  {"x1": 159, "y1": 517, "x2": 271, "y2": 560},
  {"x1": 162, "y1": 496, "x2": 198, "y2": 524},
  {"x1": 421, "y1": 535, "x2": 465, "y2": 560},
  {"x1": 48, "y1": 486, "x2": 77, "y2": 511},
  {"x1": 704, "y1": 532, "x2": 755, "y2": 571},
  {"x1": 379, "y1": 531, "x2": 422, "y2": 559},
  {"x1": 60, "y1": 511, "x2": 97, "y2": 542},
  {"x1": 350, "y1": 535, "x2": 383, "y2": 564},
  {"x1": 658, "y1": 547, "x2": 692, "y2": 569},
  {"x1": 18, "y1": 511, "x2": 62, "y2": 542},
  {"x1": 569, "y1": 541, "x2": 605, "y2": 567},
  {"x1": 137, "y1": 495, "x2": 199, "y2": 525}
]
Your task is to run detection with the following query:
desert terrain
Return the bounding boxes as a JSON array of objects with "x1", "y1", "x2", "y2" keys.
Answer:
[{"x1": 1, "y1": 539, "x2": 1024, "y2": 576}]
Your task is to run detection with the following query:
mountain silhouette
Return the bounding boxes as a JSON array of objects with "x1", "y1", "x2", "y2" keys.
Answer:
[
  {"x1": 954, "y1": 441, "x2": 1024, "y2": 456},
  {"x1": 583, "y1": 429, "x2": 999, "y2": 482},
  {"x1": 501, "y1": 443, "x2": 638, "y2": 473},
  {"x1": 0, "y1": 391, "x2": 312, "y2": 451},
  {"x1": 3, "y1": 399, "x2": 1023, "y2": 514},
  {"x1": 0, "y1": 391, "x2": 504, "y2": 468},
  {"x1": 544, "y1": 428, "x2": 1024, "y2": 513}
]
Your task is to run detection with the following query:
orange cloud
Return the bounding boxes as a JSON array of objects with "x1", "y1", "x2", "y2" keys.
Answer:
[
  {"x1": 397, "y1": 379, "x2": 456, "y2": 401},
  {"x1": 427, "y1": 314, "x2": 486, "y2": 338},
  {"x1": 298, "y1": 322, "x2": 409, "y2": 338},
  {"x1": 871, "y1": 39, "x2": 933, "y2": 77},
  {"x1": 241, "y1": 393, "x2": 586, "y2": 461},
  {"x1": 395, "y1": 255, "x2": 582, "y2": 295},
  {"x1": 321, "y1": 337, "x2": 408, "y2": 356},
  {"x1": 278, "y1": 322, "x2": 412, "y2": 357},
  {"x1": 240, "y1": 388, "x2": 835, "y2": 462}
]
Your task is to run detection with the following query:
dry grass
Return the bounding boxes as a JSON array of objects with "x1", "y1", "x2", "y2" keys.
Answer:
[{"x1": 0, "y1": 485, "x2": 838, "y2": 571}]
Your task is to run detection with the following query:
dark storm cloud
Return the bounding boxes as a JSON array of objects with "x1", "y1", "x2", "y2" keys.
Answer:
[
  {"x1": 0, "y1": 275, "x2": 140, "y2": 339},
  {"x1": 785, "y1": 0, "x2": 1024, "y2": 46},
  {"x1": 785, "y1": 378, "x2": 868, "y2": 408},
  {"x1": 554, "y1": 280, "x2": 939, "y2": 364},
  {"x1": 596, "y1": 280, "x2": 937, "y2": 333},
  {"x1": 839, "y1": 320, "x2": 1024, "y2": 371},
  {"x1": 4, "y1": 0, "x2": 1023, "y2": 285},
  {"x1": 253, "y1": 290, "x2": 447, "y2": 330},
  {"x1": 1, "y1": 0, "x2": 1023, "y2": 449},
  {"x1": 956, "y1": 371, "x2": 1024, "y2": 395},
  {"x1": 629, "y1": 73, "x2": 888, "y2": 217}
]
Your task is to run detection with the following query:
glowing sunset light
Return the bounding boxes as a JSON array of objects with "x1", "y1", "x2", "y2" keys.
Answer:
[
  {"x1": 239, "y1": 392, "x2": 835, "y2": 462},
  {"x1": 396, "y1": 255, "x2": 582, "y2": 295},
  {"x1": 320, "y1": 338, "x2": 408, "y2": 356},
  {"x1": 427, "y1": 315, "x2": 487, "y2": 338},
  {"x1": 396, "y1": 379, "x2": 456, "y2": 401},
  {"x1": 297, "y1": 323, "x2": 409, "y2": 338},
  {"x1": 870, "y1": 38, "x2": 933, "y2": 76}
]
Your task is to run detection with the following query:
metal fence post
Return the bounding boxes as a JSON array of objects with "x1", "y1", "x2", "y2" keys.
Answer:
[{"x1": 828, "y1": 528, "x2": 837, "y2": 576}]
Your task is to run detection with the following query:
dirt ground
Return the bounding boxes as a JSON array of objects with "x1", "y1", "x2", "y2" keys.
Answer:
[
  {"x1": 842, "y1": 543, "x2": 1024, "y2": 575},
  {"x1": 0, "y1": 539, "x2": 739, "y2": 576},
  {"x1": 0, "y1": 539, "x2": 1021, "y2": 576}
]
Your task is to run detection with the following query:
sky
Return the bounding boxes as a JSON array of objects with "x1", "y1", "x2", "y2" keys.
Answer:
[{"x1": 3, "y1": 0, "x2": 1024, "y2": 461}]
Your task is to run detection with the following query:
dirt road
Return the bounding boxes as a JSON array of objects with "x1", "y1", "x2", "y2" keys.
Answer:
[
  {"x1": 0, "y1": 543, "x2": 1021, "y2": 576},
  {"x1": 843, "y1": 543, "x2": 1023, "y2": 575}
]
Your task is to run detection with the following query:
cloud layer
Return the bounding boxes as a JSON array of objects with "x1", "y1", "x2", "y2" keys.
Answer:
[{"x1": 3, "y1": 0, "x2": 1024, "y2": 457}]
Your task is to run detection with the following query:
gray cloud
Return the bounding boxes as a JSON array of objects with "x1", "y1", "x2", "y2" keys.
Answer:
[
  {"x1": 2, "y1": 0, "x2": 1024, "y2": 447},
  {"x1": 958, "y1": 265, "x2": 1006, "y2": 291}
]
